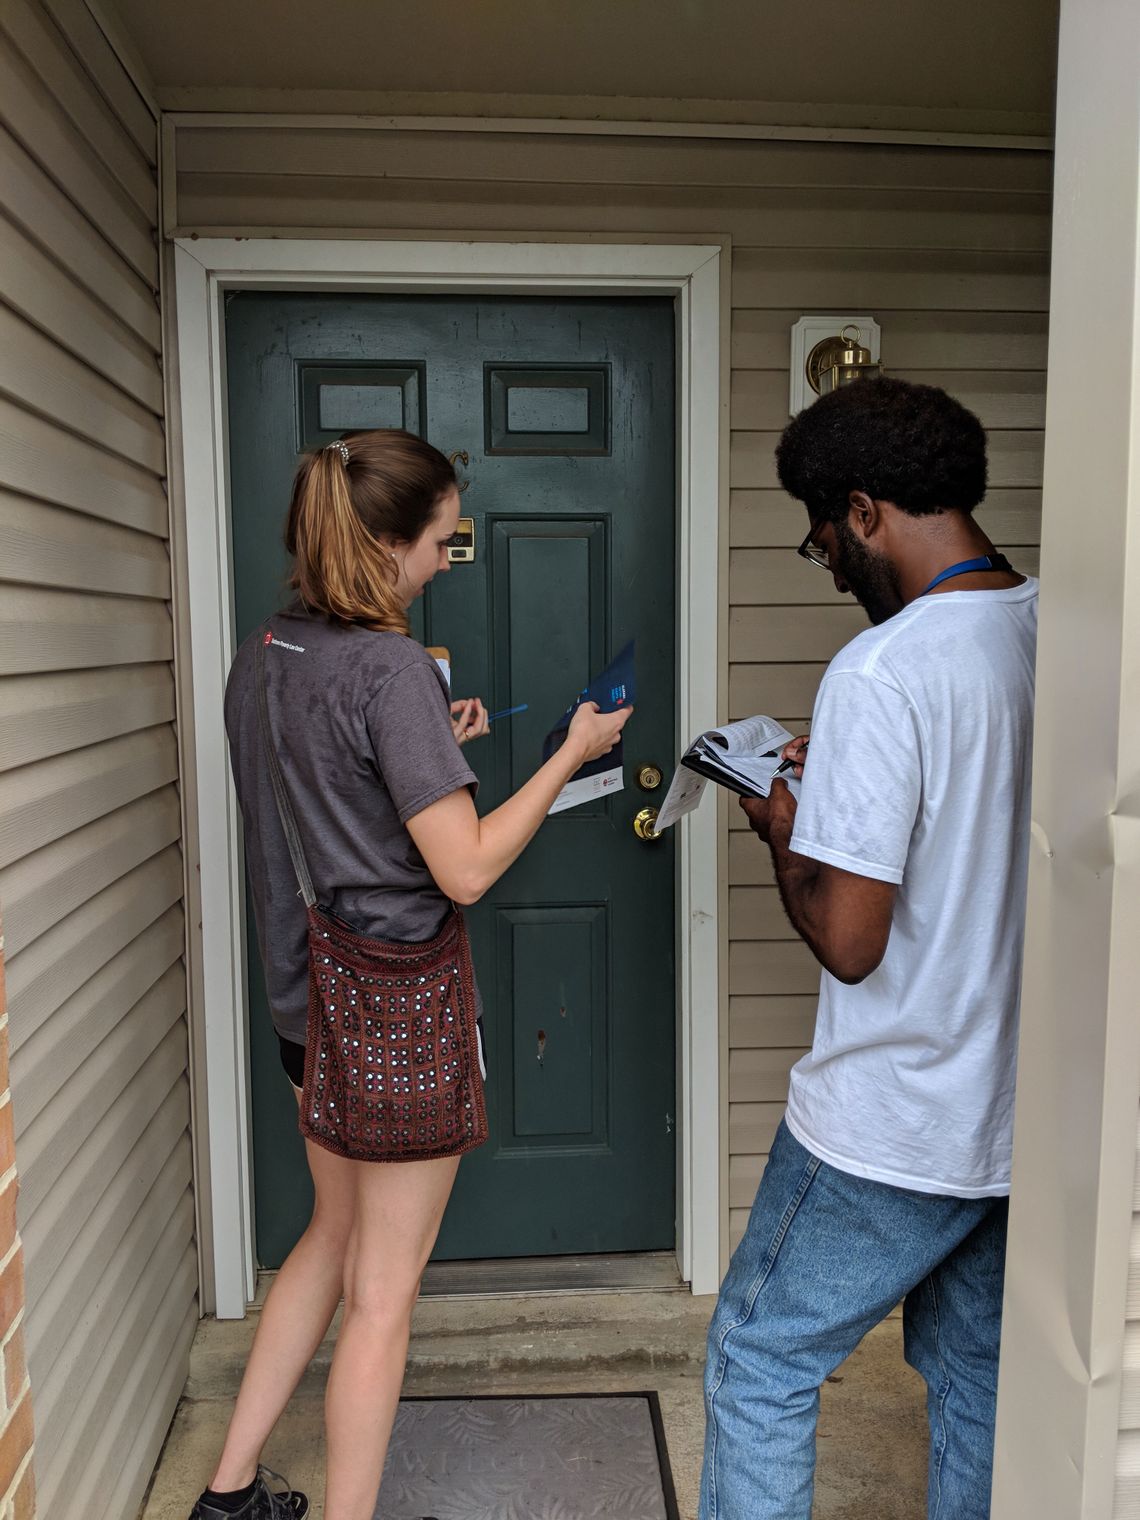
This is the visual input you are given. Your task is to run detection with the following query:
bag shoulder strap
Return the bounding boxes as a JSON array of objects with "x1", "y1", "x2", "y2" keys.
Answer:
[{"x1": 255, "y1": 629, "x2": 317, "y2": 909}]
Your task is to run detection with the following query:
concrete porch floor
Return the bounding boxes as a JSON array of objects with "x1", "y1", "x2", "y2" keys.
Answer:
[{"x1": 140, "y1": 1288, "x2": 927, "y2": 1519}]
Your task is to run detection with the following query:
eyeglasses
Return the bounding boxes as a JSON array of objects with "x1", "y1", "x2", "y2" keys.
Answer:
[{"x1": 797, "y1": 522, "x2": 831, "y2": 571}]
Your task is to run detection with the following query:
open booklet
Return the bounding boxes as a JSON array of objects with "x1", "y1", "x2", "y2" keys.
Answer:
[{"x1": 655, "y1": 715, "x2": 803, "y2": 831}]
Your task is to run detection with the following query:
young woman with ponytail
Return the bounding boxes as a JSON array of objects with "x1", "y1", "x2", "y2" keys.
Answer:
[{"x1": 191, "y1": 430, "x2": 631, "y2": 1520}]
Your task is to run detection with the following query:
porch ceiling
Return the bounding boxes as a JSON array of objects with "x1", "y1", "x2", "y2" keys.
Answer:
[{"x1": 107, "y1": 0, "x2": 1058, "y2": 136}]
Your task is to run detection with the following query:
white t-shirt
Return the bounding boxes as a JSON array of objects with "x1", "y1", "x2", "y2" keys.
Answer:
[{"x1": 784, "y1": 578, "x2": 1038, "y2": 1198}]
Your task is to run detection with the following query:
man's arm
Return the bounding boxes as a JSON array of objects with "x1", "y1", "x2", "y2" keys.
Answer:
[{"x1": 742, "y1": 782, "x2": 896, "y2": 985}]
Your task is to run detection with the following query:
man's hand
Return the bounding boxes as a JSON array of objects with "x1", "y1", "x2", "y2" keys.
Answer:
[
  {"x1": 780, "y1": 734, "x2": 810, "y2": 778},
  {"x1": 740, "y1": 778, "x2": 798, "y2": 845}
]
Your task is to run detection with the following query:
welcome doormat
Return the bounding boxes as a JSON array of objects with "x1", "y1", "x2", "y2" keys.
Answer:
[{"x1": 374, "y1": 1392, "x2": 680, "y2": 1520}]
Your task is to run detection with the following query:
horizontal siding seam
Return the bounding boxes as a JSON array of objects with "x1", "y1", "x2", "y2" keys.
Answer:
[
  {"x1": 0, "y1": 125, "x2": 162, "y2": 347},
  {"x1": 0, "y1": 374, "x2": 165, "y2": 477},
  {"x1": 35, "y1": 1250, "x2": 196, "y2": 1515},
  {"x1": 0, "y1": 217, "x2": 162, "y2": 417},
  {"x1": 19, "y1": 1052, "x2": 188, "y2": 1300},
  {"x1": 0, "y1": 0, "x2": 155, "y2": 214},
  {"x1": 0, "y1": 202, "x2": 161, "y2": 356},
  {"x1": 26, "y1": 1142, "x2": 192, "y2": 1390},
  {"x1": 1, "y1": 569, "x2": 172, "y2": 600},
  {"x1": 169, "y1": 119, "x2": 1054, "y2": 176},
  {"x1": 21, "y1": 1070, "x2": 189, "y2": 1317},
  {"x1": 0, "y1": 32, "x2": 156, "y2": 282},
  {"x1": 95, "y1": 1300, "x2": 198, "y2": 1520},
  {"x1": 36, "y1": 0, "x2": 158, "y2": 162},
  {"x1": 31, "y1": 1188, "x2": 194, "y2": 1444}
]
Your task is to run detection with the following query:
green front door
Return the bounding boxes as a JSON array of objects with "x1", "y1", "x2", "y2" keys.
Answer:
[{"x1": 225, "y1": 293, "x2": 677, "y2": 1266}]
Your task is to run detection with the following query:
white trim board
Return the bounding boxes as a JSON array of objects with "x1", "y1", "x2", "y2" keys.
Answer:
[{"x1": 172, "y1": 237, "x2": 726, "y2": 1317}]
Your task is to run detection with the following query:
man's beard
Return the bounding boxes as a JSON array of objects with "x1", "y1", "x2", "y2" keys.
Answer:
[{"x1": 832, "y1": 519, "x2": 902, "y2": 626}]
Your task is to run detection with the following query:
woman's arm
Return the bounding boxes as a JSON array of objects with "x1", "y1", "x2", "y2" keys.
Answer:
[{"x1": 406, "y1": 702, "x2": 632, "y2": 904}]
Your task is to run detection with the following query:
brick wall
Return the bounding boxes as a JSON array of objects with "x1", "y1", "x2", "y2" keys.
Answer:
[{"x1": 0, "y1": 920, "x2": 33, "y2": 1520}]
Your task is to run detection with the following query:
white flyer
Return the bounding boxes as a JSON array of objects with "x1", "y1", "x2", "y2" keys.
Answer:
[{"x1": 654, "y1": 766, "x2": 708, "y2": 832}]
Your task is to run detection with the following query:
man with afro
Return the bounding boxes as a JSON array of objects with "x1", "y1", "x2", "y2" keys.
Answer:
[{"x1": 700, "y1": 377, "x2": 1037, "y2": 1520}]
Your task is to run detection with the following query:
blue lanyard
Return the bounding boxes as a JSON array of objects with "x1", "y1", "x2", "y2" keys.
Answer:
[{"x1": 921, "y1": 554, "x2": 1011, "y2": 596}]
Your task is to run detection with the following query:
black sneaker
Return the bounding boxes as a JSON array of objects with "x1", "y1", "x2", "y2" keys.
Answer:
[{"x1": 190, "y1": 1466, "x2": 308, "y2": 1519}]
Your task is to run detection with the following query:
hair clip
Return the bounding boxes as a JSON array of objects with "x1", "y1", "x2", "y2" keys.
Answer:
[{"x1": 328, "y1": 439, "x2": 350, "y2": 466}]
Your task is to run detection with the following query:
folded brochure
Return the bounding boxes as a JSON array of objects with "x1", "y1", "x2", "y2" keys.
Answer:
[
  {"x1": 543, "y1": 641, "x2": 636, "y2": 814},
  {"x1": 654, "y1": 714, "x2": 802, "y2": 831}
]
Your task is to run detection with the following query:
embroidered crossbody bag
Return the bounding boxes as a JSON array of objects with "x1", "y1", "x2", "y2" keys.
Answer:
[{"x1": 255, "y1": 629, "x2": 488, "y2": 1162}]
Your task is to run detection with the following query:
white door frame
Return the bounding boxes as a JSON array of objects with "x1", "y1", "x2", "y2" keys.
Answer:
[{"x1": 172, "y1": 236, "x2": 726, "y2": 1318}]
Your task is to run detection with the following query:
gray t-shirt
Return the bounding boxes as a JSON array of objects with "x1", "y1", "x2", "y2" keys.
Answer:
[{"x1": 224, "y1": 608, "x2": 478, "y2": 1044}]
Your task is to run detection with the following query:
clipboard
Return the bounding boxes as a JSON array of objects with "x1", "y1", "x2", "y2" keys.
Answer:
[
  {"x1": 680, "y1": 751, "x2": 765, "y2": 800},
  {"x1": 426, "y1": 645, "x2": 451, "y2": 686}
]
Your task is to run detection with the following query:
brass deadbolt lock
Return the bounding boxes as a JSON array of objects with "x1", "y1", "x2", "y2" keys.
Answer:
[{"x1": 637, "y1": 764, "x2": 663, "y2": 792}]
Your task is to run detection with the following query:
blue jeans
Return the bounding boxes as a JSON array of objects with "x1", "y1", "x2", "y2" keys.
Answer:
[{"x1": 701, "y1": 1121, "x2": 1008, "y2": 1520}]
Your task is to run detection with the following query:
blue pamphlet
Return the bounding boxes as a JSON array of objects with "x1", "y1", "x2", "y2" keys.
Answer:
[{"x1": 543, "y1": 641, "x2": 636, "y2": 814}]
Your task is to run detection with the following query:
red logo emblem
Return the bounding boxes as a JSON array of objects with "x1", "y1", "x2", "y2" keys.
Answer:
[{"x1": 263, "y1": 631, "x2": 273, "y2": 645}]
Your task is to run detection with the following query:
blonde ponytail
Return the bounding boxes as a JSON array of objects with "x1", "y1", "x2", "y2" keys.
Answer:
[{"x1": 284, "y1": 430, "x2": 457, "y2": 634}]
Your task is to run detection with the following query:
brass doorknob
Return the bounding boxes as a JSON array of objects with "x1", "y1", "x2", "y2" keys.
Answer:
[{"x1": 633, "y1": 807, "x2": 661, "y2": 842}]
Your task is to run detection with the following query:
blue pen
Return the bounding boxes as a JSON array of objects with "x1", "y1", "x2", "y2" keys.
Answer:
[{"x1": 488, "y1": 703, "x2": 528, "y2": 723}]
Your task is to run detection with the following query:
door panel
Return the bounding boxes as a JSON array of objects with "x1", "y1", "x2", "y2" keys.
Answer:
[
  {"x1": 493, "y1": 519, "x2": 607, "y2": 794},
  {"x1": 225, "y1": 293, "x2": 676, "y2": 1265},
  {"x1": 500, "y1": 904, "x2": 608, "y2": 1143}
]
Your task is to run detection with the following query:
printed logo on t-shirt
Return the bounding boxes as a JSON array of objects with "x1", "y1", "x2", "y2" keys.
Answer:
[{"x1": 264, "y1": 633, "x2": 306, "y2": 654}]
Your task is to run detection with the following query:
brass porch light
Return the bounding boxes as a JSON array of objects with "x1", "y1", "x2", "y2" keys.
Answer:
[{"x1": 805, "y1": 324, "x2": 883, "y2": 396}]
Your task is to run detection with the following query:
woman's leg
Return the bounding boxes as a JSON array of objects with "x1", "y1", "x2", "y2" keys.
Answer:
[
  {"x1": 322, "y1": 1152, "x2": 461, "y2": 1520},
  {"x1": 209, "y1": 1096, "x2": 356, "y2": 1492}
]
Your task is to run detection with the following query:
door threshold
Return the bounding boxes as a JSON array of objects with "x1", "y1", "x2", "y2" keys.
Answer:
[{"x1": 418, "y1": 1250, "x2": 688, "y2": 1300}]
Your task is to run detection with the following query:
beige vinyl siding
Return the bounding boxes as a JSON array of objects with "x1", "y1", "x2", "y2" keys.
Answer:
[
  {"x1": 0, "y1": 3, "x2": 195, "y2": 1517},
  {"x1": 1114, "y1": 1112, "x2": 1140, "y2": 1516},
  {"x1": 169, "y1": 116, "x2": 1050, "y2": 1261}
]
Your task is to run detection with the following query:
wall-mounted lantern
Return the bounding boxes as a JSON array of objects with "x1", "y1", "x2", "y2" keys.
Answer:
[{"x1": 789, "y1": 315, "x2": 882, "y2": 414}]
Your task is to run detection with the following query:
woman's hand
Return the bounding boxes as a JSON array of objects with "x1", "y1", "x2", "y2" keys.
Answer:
[
  {"x1": 567, "y1": 700, "x2": 634, "y2": 763},
  {"x1": 450, "y1": 697, "x2": 490, "y2": 746},
  {"x1": 409, "y1": 701, "x2": 632, "y2": 905}
]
